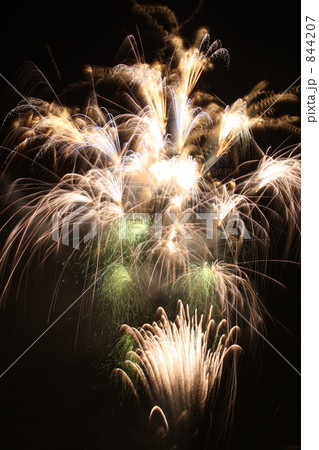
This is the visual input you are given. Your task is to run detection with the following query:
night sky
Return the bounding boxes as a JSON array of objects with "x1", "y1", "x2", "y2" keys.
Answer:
[{"x1": 0, "y1": 1, "x2": 300, "y2": 449}]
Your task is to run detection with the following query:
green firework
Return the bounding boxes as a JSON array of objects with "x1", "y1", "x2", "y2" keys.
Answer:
[{"x1": 174, "y1": 263, "x2": 218, "y2": 315}]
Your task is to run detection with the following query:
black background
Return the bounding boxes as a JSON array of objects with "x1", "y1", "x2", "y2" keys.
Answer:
[{"x1": 0, "y1": 1, "x2": 300, "y2": 449}]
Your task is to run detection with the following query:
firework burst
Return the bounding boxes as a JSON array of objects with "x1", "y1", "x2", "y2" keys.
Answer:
[
  {"x1": 0, "y1": 4, "x2": 300, "y2": 448},
  {"x1": 114, "y1": 300, "x2": 241, "y2": 448}
]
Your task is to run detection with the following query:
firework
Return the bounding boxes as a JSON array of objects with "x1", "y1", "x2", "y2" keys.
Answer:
[
  {"x1": 0, "y1": 66, "x2": 300, "y2": 315},
  {"x1": 113, "y1": 300, "x2": 241, "y2": 448},
  {"x1": 0, "y1": 5, "x2": 300, "y2": 447}
]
